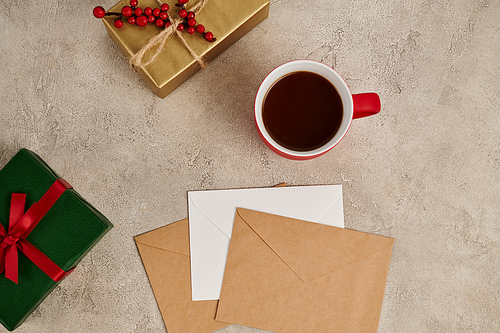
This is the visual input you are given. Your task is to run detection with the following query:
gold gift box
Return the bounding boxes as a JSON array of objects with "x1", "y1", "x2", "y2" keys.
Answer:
[{"x1": 102, "y1": 0, "x2": 270, "y2": 98}]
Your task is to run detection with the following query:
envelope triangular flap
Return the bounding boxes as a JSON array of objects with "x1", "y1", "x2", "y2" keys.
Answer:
[
  {"x1": 135, "y1": 219, "x2": 190, "y2": 256},
  {"x1": 236, "y1": 208, "x2": 394, "y2": 283}
]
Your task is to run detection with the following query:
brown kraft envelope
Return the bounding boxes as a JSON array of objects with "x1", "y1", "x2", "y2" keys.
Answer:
[
  {"x1": 216, "y1": 208, "x2": 394, "y2": 333},
  {"x1": 134, "y1": 184, "x2": 285, "y2": 332},
  {"x1": 135, "y1": 219, "x2": 229, "y2": 333}
]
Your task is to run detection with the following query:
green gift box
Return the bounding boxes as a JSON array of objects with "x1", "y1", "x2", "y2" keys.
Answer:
[{"x1": 0, "y1": 149, "x2": 113, "y2": 331}]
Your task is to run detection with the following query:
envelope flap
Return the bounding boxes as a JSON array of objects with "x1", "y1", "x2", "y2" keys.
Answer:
[
  {"x1": 135, "y1": 219, "x2": 190, "y2": 256},
  {"x1": 236, "y1": 208, "x2": 394, "y2": 282}
]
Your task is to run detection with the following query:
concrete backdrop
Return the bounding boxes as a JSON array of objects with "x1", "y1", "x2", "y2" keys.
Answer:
[{"x1": 0, "y1": 0, "x2": 499, "y2": 332}]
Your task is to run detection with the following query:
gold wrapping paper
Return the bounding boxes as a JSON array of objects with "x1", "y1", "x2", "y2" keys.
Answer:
[{"x1": 102, "y1": 0, "x2": 270, "y2": 98}]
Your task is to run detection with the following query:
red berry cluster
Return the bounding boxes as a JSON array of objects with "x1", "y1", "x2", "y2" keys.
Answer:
[
  {"x1": 174, "y1": 1, "x2": 215, "y2": 42},
  {"x1": 93, "y1": 1, "x2": 171, "y2": 28},
  {"x1": 93, "y1": 0, "x2": 215, "y2": 42}
]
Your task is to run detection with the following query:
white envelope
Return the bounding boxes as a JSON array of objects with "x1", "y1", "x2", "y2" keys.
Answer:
[{"x1": 188, "y1": 185, "x2": 344, "y2": 301}]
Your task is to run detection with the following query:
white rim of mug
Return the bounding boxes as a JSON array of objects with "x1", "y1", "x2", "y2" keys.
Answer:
[{"x1": 255, "y1": 60, "x2": 354, "y2": 158}]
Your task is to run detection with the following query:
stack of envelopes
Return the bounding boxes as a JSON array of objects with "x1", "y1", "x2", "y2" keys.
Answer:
[{"x1": 135, "y1": 185, "x2": 393, "y2": 333}]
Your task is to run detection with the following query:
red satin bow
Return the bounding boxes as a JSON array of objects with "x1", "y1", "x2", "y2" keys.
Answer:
[{"x1": 0, "y1": 179, "x2": 74, "y2": 284}]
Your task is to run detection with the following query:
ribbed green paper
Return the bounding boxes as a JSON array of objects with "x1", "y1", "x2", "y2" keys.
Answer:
[{"x1": 0, "y1": 149, "x2": 113, "y2": 331}]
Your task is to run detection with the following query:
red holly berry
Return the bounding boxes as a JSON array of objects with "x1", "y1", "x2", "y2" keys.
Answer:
[
  {"x1": 93, "y1": 6, "x2": 106, "y2": 18},
  {"x1": 156, "y1": 19, "x2": 165, "y2": 27},
  {"x1": 204, "y1": 31, "x2": 214, "y2": 41},
  {"x1": 136, "y1": 15, "x2": 148, "y2": 27},
  {"x1": 121, "y1": 6, "x2": 133, "y2": 17},
  {"x1": 114, "y1": 19, "x2": 123, "y2": 28},
  {"x1": 92, "y1": 1, "x2": 216, "y2": 40},
  {"x1": 195, "y1": 24, "x2": 205, "y2": 33}
]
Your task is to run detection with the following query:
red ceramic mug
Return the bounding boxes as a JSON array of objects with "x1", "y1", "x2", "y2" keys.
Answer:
[{"x1": 254, "y1": 60, "x2": 381, "y2": 160}]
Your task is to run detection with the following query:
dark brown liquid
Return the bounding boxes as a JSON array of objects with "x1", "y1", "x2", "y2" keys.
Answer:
[{"x1": 262, "y1": 71, "x2": 343, "y2": 152}]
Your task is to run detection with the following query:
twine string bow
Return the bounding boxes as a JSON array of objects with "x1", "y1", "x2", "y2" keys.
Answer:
[{"x1": 129, "y1": 0, "x2": 209, "y2": 69}]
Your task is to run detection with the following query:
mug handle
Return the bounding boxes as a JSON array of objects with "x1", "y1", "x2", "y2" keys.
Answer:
[{"x1": 352, "y1": 93, "x2": 381, "y2": 119}]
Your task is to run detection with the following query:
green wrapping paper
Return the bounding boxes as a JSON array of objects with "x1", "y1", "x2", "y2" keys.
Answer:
[{"x1": 0, "y1": 149, "x2": 113, "y2": 331}]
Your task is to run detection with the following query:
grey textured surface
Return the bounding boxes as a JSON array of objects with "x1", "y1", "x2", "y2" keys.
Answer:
[{"x1": 1, "y1": 0, "x2": 499, "y2": 332}]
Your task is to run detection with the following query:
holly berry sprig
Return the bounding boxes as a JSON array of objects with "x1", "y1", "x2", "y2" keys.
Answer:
[
  {"x1": 93, "y1": 0, "x2": 171, "y2": 28},
  {"x1": 175, "y1": 3, "x2": 214, "y2": 41},
  {"x1": 93, "y1": 0, "x2": 215, "y2": 42}
]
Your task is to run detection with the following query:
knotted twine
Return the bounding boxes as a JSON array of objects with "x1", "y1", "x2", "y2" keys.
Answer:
[{"x1": 129, "y1": 0, "x2": 209, "y2": 69}]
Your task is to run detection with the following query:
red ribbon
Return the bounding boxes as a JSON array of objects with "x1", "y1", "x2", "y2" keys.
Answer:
[{"x1": 0, "y1": 179, "x2": 75, "y2": 284}]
